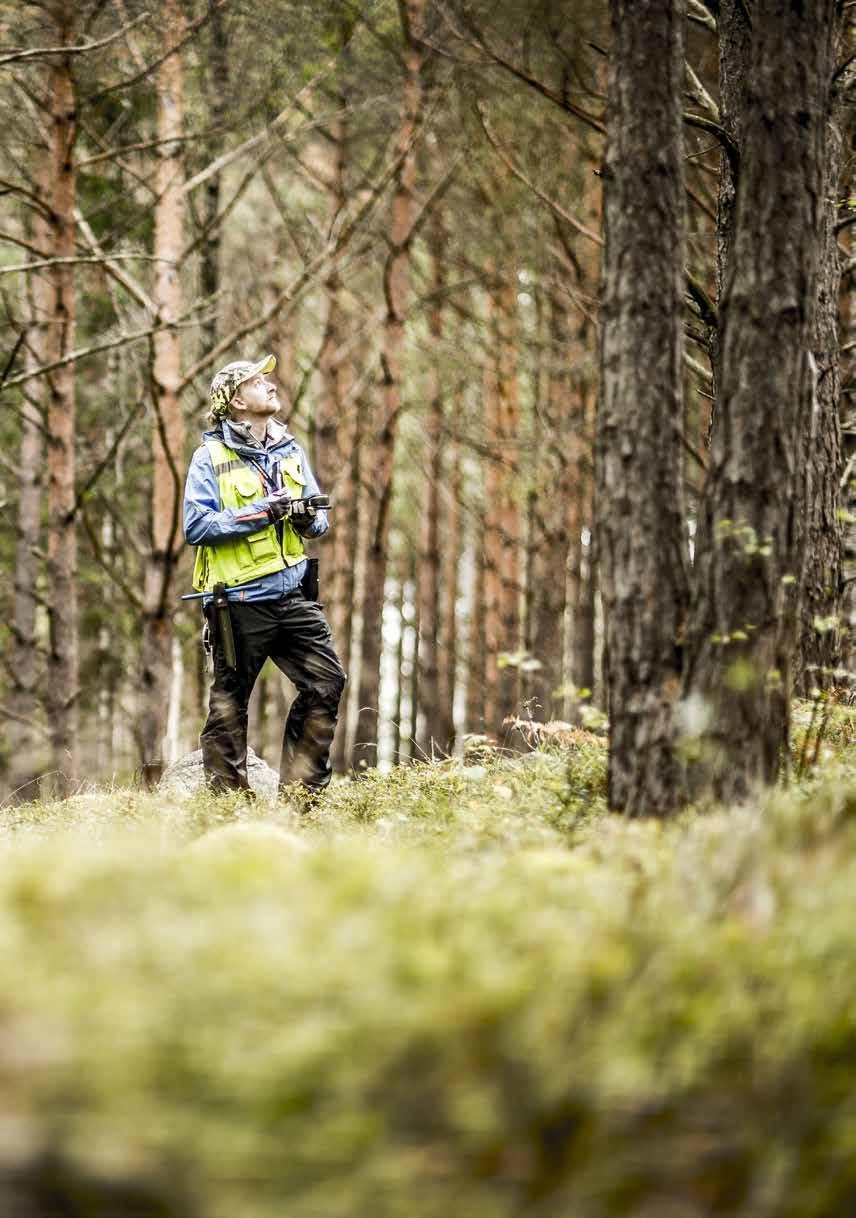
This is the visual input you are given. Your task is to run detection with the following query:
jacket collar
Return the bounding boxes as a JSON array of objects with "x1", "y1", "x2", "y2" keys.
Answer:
[{"x1": 205, "y1": 417, "x2": 295, "y2": 454}]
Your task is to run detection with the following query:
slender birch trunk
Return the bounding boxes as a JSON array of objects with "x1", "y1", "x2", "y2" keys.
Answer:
[
  {"x1": 351, "y1": 0, "x2": 424, "y2": 769},
  {"x1": 44, "y1": 33, "x2": 79, "y2": 794},
  {"x1": 140, "y1": 0, "x2": 186, "y2": 777},
  {"x1": 597, "y1": 0, "x2": 688, "y2": 815}
]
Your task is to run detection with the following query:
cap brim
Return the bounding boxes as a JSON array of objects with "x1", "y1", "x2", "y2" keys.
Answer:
[{"x1": 238, "y1": 354, "x2": 277, "y2": 385}]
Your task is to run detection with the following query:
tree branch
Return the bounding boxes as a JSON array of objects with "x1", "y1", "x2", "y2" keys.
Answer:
[
  {"x1": 476, "y1": 102, "x2": 603, "y2": 248},
  {"x1": 0, "y1": 11, "x2": 150, "y2": 67},
  {"x1": 683, "y1": 112, "x2": 739, "y2": 178}
]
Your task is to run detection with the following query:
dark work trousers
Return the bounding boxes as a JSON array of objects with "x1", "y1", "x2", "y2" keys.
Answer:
[{"x1": 201, "y1": 592, "x2": 346, "y2": 794}]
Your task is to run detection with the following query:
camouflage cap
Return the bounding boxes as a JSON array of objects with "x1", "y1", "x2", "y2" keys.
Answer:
[{"x1": 208, "y1": 353, "x2": 277, "y2": 421}]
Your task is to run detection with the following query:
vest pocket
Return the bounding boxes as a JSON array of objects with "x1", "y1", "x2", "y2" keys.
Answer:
[{"x1": 232, "y1": 469, "x2": 262, "y2": 503}]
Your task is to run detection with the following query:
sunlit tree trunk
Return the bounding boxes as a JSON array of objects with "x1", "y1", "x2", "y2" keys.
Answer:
[
  {"x1": 352, "y1": 0, "x2": 424, "y2": 768},
  {"x1": 44, "y1": 30, "x2": 79, "y2": 795},
  {"x1": 140, "y1": 0, "x2": 186, "y2": 778},
  {"x1": 598, "y1": 0, "x2": 688, "y2": 815},
  {"x1": 684, "y1": 0, "x2": 836, "y2": 801}
]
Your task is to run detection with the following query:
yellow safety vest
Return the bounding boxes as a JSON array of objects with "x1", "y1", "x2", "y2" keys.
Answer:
[{"x1": 192, "y1": 438, "x2": 306, "y2": 592}]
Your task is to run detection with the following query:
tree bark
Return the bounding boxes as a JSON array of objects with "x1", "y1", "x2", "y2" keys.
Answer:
[
  {"x1": 140, "y1": 0, "x2": 186, "y2": 778},
  {"x1": 683, "y1": 0, "x2": 836, "y2": 801},
  {"x1": 437, "y1": 410, "x2": 461, "y2": 751},
  {"x1": 416, "y1": 226, "x2": 446, "y2": 757},
  {"x1": 351, "y1": 0, "x2": 424, "y2": 769},
  {"x1": 597, "y1": 0, "x2": 688, "y2": 815},
  {"x1": 529, "y1": 291, "x2": 573, "y2": 720},
  {"x1": 496, "y1": 276, "x2": 522, "y2": 732},
  {"x1": 796, "y1": 13, "x2": 846, "y2": 694},
  {"x1": 708, "y1": 0, "x2": 751, "y2": 415},
  {"x1": 199, "y1": 0, "x2": 229, "y2": 358},
  {"x1": 7, "y1": 199, "x2": 50, "y2": 801},
  {"x1": 44, "y1": 30, "x2": 79, "y2": 795},
  {"x1": 466, "y1": 514, "x2": 487, "y2": 734}
]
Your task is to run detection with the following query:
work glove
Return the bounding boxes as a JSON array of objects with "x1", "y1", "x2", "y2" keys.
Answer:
[
  {"x1": 288, "y1": 497, "x2": 317, "y2": 534},
  {"x1": 265, "y1": 490, "x2": 317, "y2": 527}
]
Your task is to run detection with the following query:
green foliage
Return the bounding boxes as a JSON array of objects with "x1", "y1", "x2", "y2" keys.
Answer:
[{"x1": 2, "y1": 739, "x2": 856, "y2": 1215}]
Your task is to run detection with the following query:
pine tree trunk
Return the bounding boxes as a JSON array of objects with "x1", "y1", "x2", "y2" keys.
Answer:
[
  {"x1": 351, "y1": 0, "x2": 424, "y2": 769},
  {"x1": 437, "y1": 413, "x2": 461, "y2": 750},
  {"x1": 7, "y1": 201, "x2": 50, "y2": 800},
  {"x1": 796, "y1": 16, "x2": 845, "y2": 693},
  {"x1": 482, "y1": 283, "x2": 503, "y2": 737},
  {"x1": 140, "y1": 0, "x2": 186, "y2": 779},
  {"x1": 496, "y1": 277, "x2": 522, "y2": 732},
  {"x1": 330, "y1": 392, "x2": 364, "y2": 772},
  {"x1": 529, "y1": 292, "x2": 572, "y2": 720},
  {"x1": 416, "y1": 229, "x2": 446, "y2": 757},
  {"x1": 709, "y1": 0, "x2": 751, "y2": 412},
  {"x1": 466, "y1": 517, "x2": 487, "y2": 735},
  {"x1": 45, "y1": 37, "x2": 79, "y2": 795},
  {"x1": 597, "y1": 0, "x2": 688, "y2": 815},
  {"x1": 683, "y1": 0, "x2": 836, "y2": 801},
  {"x1": 199, "y1": 0, "x2": 228, "y2": 357}
]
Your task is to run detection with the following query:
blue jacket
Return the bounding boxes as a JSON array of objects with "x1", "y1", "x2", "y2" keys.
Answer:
[{"x1": 183, "y1": 417, "x2": 328, "y2": 601}]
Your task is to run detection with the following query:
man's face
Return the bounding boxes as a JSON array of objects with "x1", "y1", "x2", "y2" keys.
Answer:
[{"x1": 233, "y1": 373, "x2": 280, "y2": 418}]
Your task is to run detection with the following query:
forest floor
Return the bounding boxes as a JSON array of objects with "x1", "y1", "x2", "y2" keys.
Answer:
[{"x1": 0, "y1": 701, "x2": 854, "y2": 1218}]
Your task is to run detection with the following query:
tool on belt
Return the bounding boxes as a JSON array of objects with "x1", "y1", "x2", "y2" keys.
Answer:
[{"x1": 211, "y1": 581, "x2": 237, "y2": 669}]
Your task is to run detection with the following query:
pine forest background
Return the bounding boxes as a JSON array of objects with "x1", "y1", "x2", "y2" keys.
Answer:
[{"x1": 0, "y1": 0, "x2": 854, "y2": 803}]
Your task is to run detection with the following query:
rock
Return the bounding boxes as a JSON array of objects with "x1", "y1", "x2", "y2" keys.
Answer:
[{"x1": 158, "y1": 748, "x2": 280, "y2": 803}]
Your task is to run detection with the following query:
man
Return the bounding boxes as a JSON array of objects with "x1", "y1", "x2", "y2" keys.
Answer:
[{"x1": 183, "y1": 353, "x2": 346, "y2": 803}]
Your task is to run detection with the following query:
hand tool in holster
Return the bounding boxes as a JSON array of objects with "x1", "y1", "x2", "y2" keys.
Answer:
[{"x1": 211, "y1": 581, "x2": 237, "y2": 669}]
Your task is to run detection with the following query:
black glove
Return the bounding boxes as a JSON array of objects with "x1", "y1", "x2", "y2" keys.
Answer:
[
  {"x1": 288, "y1": 497, "x2": 317, "y2": 534},
  {"x1": 265, "y1": 489, "x2": 293, "y2": 523},
  {"x1": 265, "y1": 490, "x2": 317, "y2": 528}
]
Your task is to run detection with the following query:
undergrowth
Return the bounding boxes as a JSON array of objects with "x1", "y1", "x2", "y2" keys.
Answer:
[{"x1": 0, "y1": 717, "x2": 854, "y2": 1217}]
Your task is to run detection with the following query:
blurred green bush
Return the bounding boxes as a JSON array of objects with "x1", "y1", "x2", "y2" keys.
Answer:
[{"x1": 0, "y1": 727, "x2": 855, "y2": 1218}]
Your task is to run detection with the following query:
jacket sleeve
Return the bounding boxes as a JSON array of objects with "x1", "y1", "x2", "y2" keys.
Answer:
[
  {"x1": 294, "y1": 445, "x2": 329, "y2": 540},
  {"x1": 183, "y1": 446, "x2": 274, "y2": 546}
]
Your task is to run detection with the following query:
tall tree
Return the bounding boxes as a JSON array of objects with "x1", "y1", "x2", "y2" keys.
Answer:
[
  {"x1": 796, "y1": 9, "x2": 847, "y2": 693},
  {"x1": 351, "y1": 0, "x2": 425, "y2": 768},
  {"x1": 416, "y1": 221, "x2": 447, "y2": 757},
  {"x1": 597, "y1": 0, "x2": 688, "y2": 815},
  {"x1": 44, "y1": 5, "x2": 80, "y2": 793},
  {"x1": 683, "y1": 0, "x2": 838, "y2": 801},
  {"x1": 140, "y1": 0, "x2": 187, "y2": 776}
]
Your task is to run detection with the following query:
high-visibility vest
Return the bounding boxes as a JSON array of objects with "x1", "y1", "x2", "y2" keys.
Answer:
[{"x1": 192, "y1": 438, "x2": 306, "y2": 591}]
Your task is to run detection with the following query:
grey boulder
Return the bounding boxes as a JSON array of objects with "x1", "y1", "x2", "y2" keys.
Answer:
[{"x1": 158, "y1": 748, "x2": 279, "y2": 802}]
